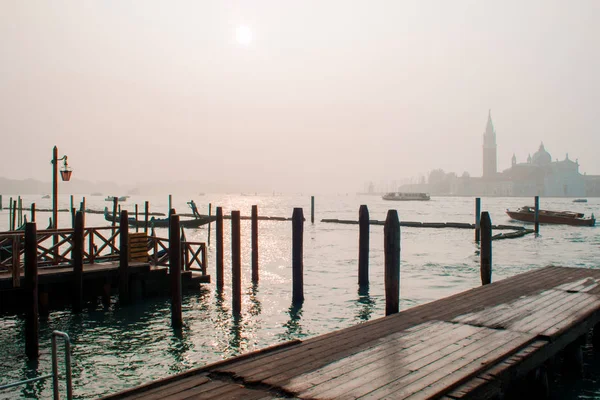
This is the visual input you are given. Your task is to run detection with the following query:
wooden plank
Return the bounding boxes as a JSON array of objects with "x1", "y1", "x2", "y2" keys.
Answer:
[{"x1": 125, "y1": 375, "x2": 210, "y2": 400}]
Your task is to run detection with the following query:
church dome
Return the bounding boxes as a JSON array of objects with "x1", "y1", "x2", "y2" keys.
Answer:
[{"x1": 532, "y1": 142, "x2": 551, "y2": 165}]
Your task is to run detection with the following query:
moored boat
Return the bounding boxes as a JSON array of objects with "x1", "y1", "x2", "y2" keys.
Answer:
[
  {"x1": 382, "y1": 192, "x2": 430, "y2": 201},
  {"x1": 104, "y1": 208, "x2": 214, "y2": 228},
  {"x1": 105, "y1": 196, "x2": 129, "y2": 202},
  {"x1": 573, "y1": 199, "x2": 588, "y2": 203},
  {"x1": 506, "y1": 206, "x2": 595, "y2": 227}
]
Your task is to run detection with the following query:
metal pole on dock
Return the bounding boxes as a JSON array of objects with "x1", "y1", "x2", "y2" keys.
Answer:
[
  {"x1": 292, "y1": 208, "x2": 304, "y2": 305},
  {"x1": 119, "y1": 210, "x2": 130, "y2": 304},
  {"x1": 135, "y1": 204, "x2": 139, "y2": 233},
  {"x1": 208, "y1": 203, "x2": 212, "y2": 247},
  {"x1": 251, "y1": 205, "x2": 259, "y2": 283},
  {"x1": 231, "y1": 210, "x2": 242, "y2": 315},
  {"x1": 359, "y1": 205, "x2": 370, "y2": 286},
  {"x1": 73, "y1": 211, "x2": 84, "y2": 313},
  {"x1": 475, "y1": 197, "x2": 481, "y2": 242},
  {"x1": 30, "y1": 203, "x2": 36, "y2": 222},
  {"x1": 480, "y1": 211, "x2": 492, "y2": 285},
  {"x1": 24, "y1": 222, "x2": 39, "y2": 359},
  {"x1": 216, "y1": 206, "x2": 224, "y2": 291},
  {"x1": 534, "y1": 196, "x2": 540, "y2": 234},
  {"x1": 311, "y1": 196, "x2": 315, "y2": 224},
  {"x1": 144, "y1": 201, "x2": 149, "y2": 234},
  {"x1": 169, "y1": 214, "x2": 183, "y2": 328},
  {"x1": 384, "y1": 209, "x2": 400, "y2": 316}
]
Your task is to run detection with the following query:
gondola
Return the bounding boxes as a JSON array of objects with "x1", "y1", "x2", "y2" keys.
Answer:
[{"x1": 104, "y1": 208, "x2": 214, "y2": 228}]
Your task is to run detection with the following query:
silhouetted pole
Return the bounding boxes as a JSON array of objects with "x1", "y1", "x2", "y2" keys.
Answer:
[
  {"x1": 144, "y1": 201, "x2": 149, "y2": 234},
  {"x1": 168, "y1": 194, "x2": 172, "y2": 214},
  {"x1": 292, "y1": 208, "x2": 304, "y2": 305},
  {"x1": 0, "y1": 195, "x2": 2, "y2": 210},
  {"x1": 24, "y1": 222, "x2": 39, "y2": 359},
  {"x1": 169, "y1": 214, "x2": 182, "y2": 328},
  {"x1": 216, "y1": 206, "x2": 224, "y2": 291},
  {"x1": 118, "y1": 210, "x2": 130, "y2": 304},
  {"x1": 534, "y1": 196, "x2": 540, "y2": 234},
  {"x1": 111, "y1": 197, "x2": 118, "y2": 254},
  {"x1": 52, "y1": 146, "x2": 58, "y2": 229},
  {"x1": 231, "y1": 210, "x2": 242, "y2": 314},
  {"x1": 72, "y1": 211, "x2": 84, "y2": 313},
  {"x1": 480, "y1": 211, "x2": 492, "y2": 285},
  {"x1": 135, "y1": 204, "x2": 139, "y2": 233},
  {"x1": 475, "y1": 197, "x2": 481, "y2": 242},
  {"x1": 384, "y1": 210, "x2": 400, "y2": 316},
  {"x1": 12, "y1": 200, "x2": 17, "y2": 230},
  {"x1": 251, "y1": 205, "x2": 259, "y2": 283},
  {"x1": 358, "y1": 205, "x2": 370, "y2": 286},
  {"x1": 31, "y1": 203, "x2": 36, "y2": 222},
  {"x1": 18, "y1": 197, "x2": 22, "y2": 226},
  {"x1": 311, "y1": 196, "x2": 315, "y2": 224},
  {"x1": 208, "y1": 203, "x2": 212, "y2": 246}
]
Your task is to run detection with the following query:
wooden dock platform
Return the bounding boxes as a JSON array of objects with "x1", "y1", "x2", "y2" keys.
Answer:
[{"x1": 105, "y1": 266, "x2": 600, "y2": 399}]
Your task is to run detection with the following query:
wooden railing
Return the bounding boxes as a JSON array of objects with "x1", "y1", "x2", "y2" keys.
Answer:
[{"x1": 147, "y1": 235, "x2": 207, "y2": 274}]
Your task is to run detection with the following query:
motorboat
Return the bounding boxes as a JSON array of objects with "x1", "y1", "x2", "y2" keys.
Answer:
[{"x1": 506, "y1": 206, "x2": 595, "y2": 227}]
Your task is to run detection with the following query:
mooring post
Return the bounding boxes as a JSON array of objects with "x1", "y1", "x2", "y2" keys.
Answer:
[
  {"x1": 0, "y1": 194, "x2": 2, "y2": 210},
  {"x1": 111, "y1": 197, "x2": 118, "y2": 253},
  {"x1": 251, "y1": 205, "x2": 259, "y2": 283},
  {"x1": 359, "y1": 205, "x2": 370, "y2": 286},
  {"x1": 534, "y1": 195, "x2": 540, "y2": 234},
  {"x1": 12, "y1": 200, "x2": 17, "y2": 230},
  {"x1": 31, "y1": 203, "x2": 36, "y2": 222},
  {"x1": 311, "y1": 196, "x2": 315, "y2": 224},
  {"x1": 169, "y1": 214, "x2": 183, "y2": 328},
  {"x1": 72, "y1": 211, "x2": 84, "y2": 313},
  {"x1": 208, "y1": 203, "x2": 212, "y2": 246},
  {"x1": 231, "y1": 210, "x2": 242, "y2": 314},
  {"x1": 144, "y1": 201, "x2": 149, "y2": 234},
  {"x1": 475, "y1": 197, "x2": 481, "y2": 242},
  {"x1": 8, "y1": 197, "x2": 12, "y2": 230},
  {"x1": 119, "y1": 210, "x2": 130, "y2": 304},
  {"x1": 216, "y1": 206, "x2": 224, "y2": 291},
  {"x1": 292, "y1": 208, "x2": 305, "y2": 305},
  {"x1": 168, "y1": 194, "x2": 172, "y2": 214},
  {"x1": 135, "y1": 204, "x2": 139, "y2": 233},
  {"x1": 18, "y1": 196, "x2": 22, "y2": 226},
  {"x1": 24, "y1": 222, "x2": 39, "y2": 359},
  {"x1": 480, "y1": 211, "x2": 492, "y2": 285},
  {"x1": 384, "y1": 210, "x2": 401, "y2": 316},
  {"x1": 71, "y1": 207, "x2": 76, "y2": 228}
]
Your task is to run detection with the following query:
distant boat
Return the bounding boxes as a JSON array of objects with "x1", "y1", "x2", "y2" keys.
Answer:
[
  {"x1": 91, "y1": 192, "x2": 103, "y2": 196},
  {"x1": 42, "y1": 195, "x2": 50, "y2": 199},
  {"x1": 573, "y1": 199, "x2": 588, "y2": 203},
  {"x1": 382, "y1": 192, "x2": 430, "y2": 201},
  {"x1": 104, "y1": 207, "x2": 214, "y2": 228},
  {"x1": 105, "y1": 196, "x2": 129, "y2": 202},
  {"x1": 506, "y1": 206, "x2": 595, "y2": 227}
]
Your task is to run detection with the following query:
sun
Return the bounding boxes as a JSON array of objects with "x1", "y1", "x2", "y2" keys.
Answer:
[{"x1": 235, "y1": 25, "x2": 253, "y2": 46}]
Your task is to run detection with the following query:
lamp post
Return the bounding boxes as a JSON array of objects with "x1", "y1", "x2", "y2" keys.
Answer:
[{"x1": 51, "y1": 146, "x2": 72, "y2": 229}]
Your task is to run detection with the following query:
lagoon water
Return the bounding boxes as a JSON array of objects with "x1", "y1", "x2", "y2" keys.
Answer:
[{"x1": 0, "y1": 194, "x2": 599, "y2": 399}]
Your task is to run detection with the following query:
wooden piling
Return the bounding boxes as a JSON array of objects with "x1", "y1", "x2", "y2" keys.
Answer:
[
  {"x1": 168, "y1": 194, "x2": 172, "y2": 214},
  {"x1": 135, "y1": 204, "x2": 139, "y2": 233},
  {"x1": 384, "y1": 209, "x2": 400, "y2": 316},
  {"x1": 119, "y1": 210, "x2": 129, "y2": 304},
  {"x1": 231, "y1": 210, "x2": 242, "y2": 314},
  {"x1": 144, "y1": 201, "x2": 149, "y2": 234},
  {"x1": 311, "y1": 196, "x2": 315, "y2": 224},
  {"x1": 475, "y1": 197, "x2": 481, "y2": 242},
  {"x1": 216, "y1": 206, "x2": 224, "y2": 291},
  {"x1": 0, "y1": 194, "x2": 2, "y2": 210},
  {"x1": 31, "y1": 203, "x2": 36, "y2": 222},
  {"x1": 111, "y1": 197, "x2": 118, "y2": 253},
  {"x1": 71, "y1": 207, "x2": 76, "y2": 228},
  {"x1": 208, "y1": 203, "x2": 212, "y2": 246},
  {"x1": 251, "y1": 205, "x2": 259, "y2": 283},
  {"x1": 24, "y1": 222, "x2": 39, "y2": 359},
  {"x1": 169, "y1": 214, "x2": 183, "y2": 328},
  {"x1": 534, "y1": 196, "x2": 540, "y2": 234},
  {"x1": 73, "y1": 211, "x2": 84, "y2": 313},
  {"x1": 358, "y1": 205, "x2": 370, "y2": 286},
  {"x1": 292, "y1": 208, "x2": 304, "y2": 305},
  {"x1": 12, "y1": 200, "x2": 17, "y2": 230},
  {"x1": 480, "y1": 211, "x2": 492, "y2": 285},
  {"x1": 18, "y1": 196, "x2": 22, "y2": 226}
]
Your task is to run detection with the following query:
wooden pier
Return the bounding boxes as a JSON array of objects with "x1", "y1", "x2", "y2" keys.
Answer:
[{"x1": 105, "y1": 266, "x2": 600, "y2": 399}]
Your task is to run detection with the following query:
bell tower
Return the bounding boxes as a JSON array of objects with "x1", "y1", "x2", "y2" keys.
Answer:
[{"x1": 483, "y1": 110, "x2": 497, "y2": 178}]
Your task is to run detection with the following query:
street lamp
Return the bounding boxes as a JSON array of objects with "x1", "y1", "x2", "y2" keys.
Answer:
[{"x1": 51, "y1": 146, "x2": 73, "y2": 229}]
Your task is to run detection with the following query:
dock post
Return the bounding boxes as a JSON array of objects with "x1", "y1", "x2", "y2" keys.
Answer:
[
  {"x1": 311, "y1": 196, "x2": 315, "y2": 224},
  {"x1": 359, "y1": 205, "x2": 370, "y2": 286},
  {"x1": 384, "y1": 210, "x2": 400, "y2": 316},
  {"x1": 31, "y1": 203, "x2": 36, "y2": 222},
  {"x1": 70, "y1": 195, "x2": 73, "y2": 217},
  {"x1": 24, "y1": 222, "x2": 39, "y2": 359},
  {"x1": 12, "y1": 200, "x2": 17, "y2": 230},
  {"x1": 168, "y1": 194, "x2": 172, "y2": 214},
  {"x1": 18, "y1": 197, "x2": 22, "y2": 226},
  {"x1": 475, "y1": 197, "x2": 481, "y2": 242},
  {"x1": 71, "y1": 207, "x2": 76, "y2": 228},
  {"x1": 208, "y1": 203, "x2": 212, "y2": 246},
  {"x1": 73, "y1": 211, "x2": 84, "y2": 313},
  {"x1": 118, "y1": 210, "x2": 130, "y2": 304},
  {"x1": 534, "y1": 196, "x2": 540, "y2": 234},
  {"x1": 8, "y1": 197, "x2": 12, "y2": 229},
  {"x1": 0, "y1": 194, "x2": 2, "y2": 210},
  {"x1": 231, "y1": 211, "x2": 242, "y2": 314},
  {"x1": 144, "y1": 201, "x2": 149, "y2": 234},
  {"x1": 251, "y1": 205, "x2": 259, "y2": 283},
  {"x1": 169, "y1": 214, "x2": 183, "y2": 328},
  {"x1": 292, "y1": 208, "x2": 304, "y2": 305},
  {"x1": 216, "y1": 207, "x2": 224, "y2": 291},
  {"x1": 480, "y1": 211, "x2": 492, "y2": 285},
  {"x1": 111, "y1": 197, "x2": 118, "y2": 254}
]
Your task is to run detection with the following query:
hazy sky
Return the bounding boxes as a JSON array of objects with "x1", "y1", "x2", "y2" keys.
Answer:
[{"x1": 1, "y1": 1, "x2": 599, "y2": 192}]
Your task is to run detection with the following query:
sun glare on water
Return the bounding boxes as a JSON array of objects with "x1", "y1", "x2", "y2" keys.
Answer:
[{"x1": 236, "y1": 25, "x2": 253, "y2": 46}]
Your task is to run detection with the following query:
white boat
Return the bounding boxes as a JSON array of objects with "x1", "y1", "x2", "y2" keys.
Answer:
[{"x1": 382, "y1": 192, "x2": 430, "y2": 201}]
